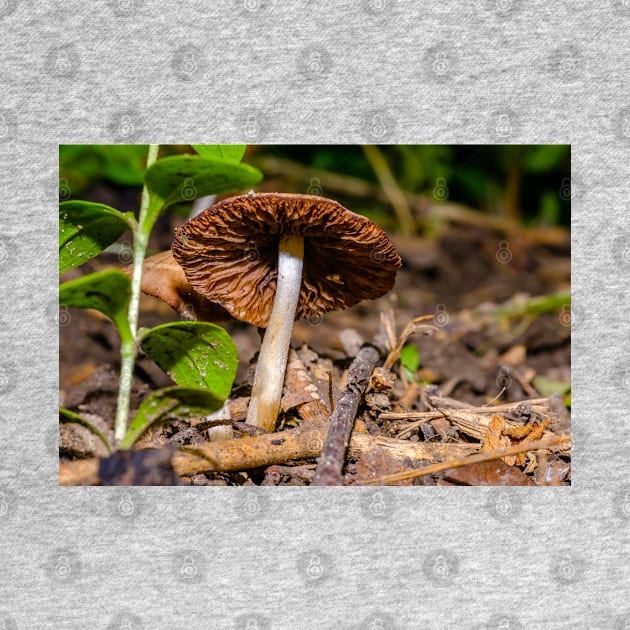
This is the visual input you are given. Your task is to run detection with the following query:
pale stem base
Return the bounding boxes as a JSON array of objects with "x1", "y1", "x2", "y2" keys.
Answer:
[{"x1": 246, "y1": 234, "x2": 304, "y2": 431}]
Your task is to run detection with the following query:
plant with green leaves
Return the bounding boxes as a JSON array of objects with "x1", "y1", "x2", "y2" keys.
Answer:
[{"x1": 59, "y1": 144, "x2": 263, "y2": 449}]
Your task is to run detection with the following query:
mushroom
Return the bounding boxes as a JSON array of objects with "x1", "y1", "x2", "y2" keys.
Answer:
[
  {"x1": 125, "y1": 250, "x2": 231, "y2": 322},
  {"x1": 172, "y1": 192, "x2": 402, "y2": 432}
]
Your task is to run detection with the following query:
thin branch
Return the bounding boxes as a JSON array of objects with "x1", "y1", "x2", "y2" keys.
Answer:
[
  {"x1": 58, "y1": 428, "x2": 476, "y2": 485},
  {"x1": 362, "y1": 434, "x2": 570, "y2": 485},
  {"x1": 312, "y1": 345, "x2": 380, "y2": 485}
]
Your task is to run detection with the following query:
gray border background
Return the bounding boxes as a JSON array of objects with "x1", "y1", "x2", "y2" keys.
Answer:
[{"x1": 0, "y1": 1, "x2": 628, "y2": 628}]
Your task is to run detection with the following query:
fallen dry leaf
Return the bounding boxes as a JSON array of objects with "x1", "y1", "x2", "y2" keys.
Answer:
[{"x1": 443, "y1": 459, "x2": 536, "y2": 486}]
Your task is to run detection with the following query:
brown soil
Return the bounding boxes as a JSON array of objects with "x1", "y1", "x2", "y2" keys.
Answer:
[{"x1": 59, "y1": 208, "x2": 570, "y2": 486}]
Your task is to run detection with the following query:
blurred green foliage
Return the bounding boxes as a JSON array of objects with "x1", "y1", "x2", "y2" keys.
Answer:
[
  {"x1": 59, "y1": 144, "x2": 191, "y2": 195},
  {"x1": 59, "y1": 144, "x2": 571, "y2": 230},
  {"x1": 60, "y1": 144, "x2": 148, "y2": 190},
  {"x1": 255, "y1": 145, "x2": 571, "y2": 228}
]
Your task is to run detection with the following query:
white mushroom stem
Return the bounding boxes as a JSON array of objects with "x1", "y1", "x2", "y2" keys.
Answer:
[{"x1": 247, "y1": 234, "x2": 304, "y2": 432}]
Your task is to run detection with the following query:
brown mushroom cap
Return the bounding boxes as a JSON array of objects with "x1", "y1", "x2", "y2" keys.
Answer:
[
  {"x1": 171, "y1": 193, "x2": 402, "y2": 328},
  {"x1": 125, "y1": 250, "x2": 232, "y2": 322}
]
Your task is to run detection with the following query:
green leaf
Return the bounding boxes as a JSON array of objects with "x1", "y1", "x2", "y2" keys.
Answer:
[
  {"x1": 59, "y1": 200, "x2": 135, "y2": 273},
  {"x1": 192, "y1": 144, "x2": 246, "y2": 163},
  {"x1": 524, "y1": 145, "x2": 567, "y2": 173},
  {"x1": 400, "y1": 343, "x2": 420, "y2": 381},
  {"x1": 97, "y1": 145, "x2": 149, "y2": 186},
  {"x1": 59, "y1": 270, "x2": 132, "y2": 344},
  {"x1": 120, "y1": 386, "x2": 225, "y2": 449},
  {"x1": 400, "y1": 344, "x2": 420, "y2": 374},
  {"x1": 139, "y1": 321, "x2": 237, "y2": 399},
  {"x1": 144, "y1": 154, "x2": 263, "y2": 209},
  {"x1": 533, "y1": 376, "x2": 571, "y2": 398},
  {"x1": 59, "y1": 408, "x2": 112, "y2": 454},
  {"x1": 60, "y1": 145, "x2": 148, "y2": 188}
]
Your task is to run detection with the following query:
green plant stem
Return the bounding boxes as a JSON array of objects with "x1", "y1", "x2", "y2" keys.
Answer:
[
  {"x1": 114, "y1": 144, "x2": 159, "y2": 442},
  {"x1": 490, "y1": 291, "x2": 571, "y2": 320}
]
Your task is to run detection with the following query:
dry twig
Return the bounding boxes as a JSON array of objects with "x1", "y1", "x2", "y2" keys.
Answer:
[
  {"x1": 362, "y1": 434, "x2": 570, "y2": 485},
  {"x1": 312, "y1": 345, "x2": 381, "y2": 485}
]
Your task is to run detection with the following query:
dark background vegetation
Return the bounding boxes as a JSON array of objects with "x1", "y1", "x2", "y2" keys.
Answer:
[{"x1": 60, "y1": 144, "x2": 571, "y2": 230}]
